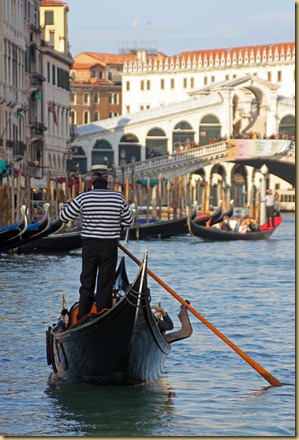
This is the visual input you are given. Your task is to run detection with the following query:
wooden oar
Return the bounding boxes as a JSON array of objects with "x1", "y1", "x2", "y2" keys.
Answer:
[{"x1": 118, "y1": 242, "x2": 283, "y2": 387}]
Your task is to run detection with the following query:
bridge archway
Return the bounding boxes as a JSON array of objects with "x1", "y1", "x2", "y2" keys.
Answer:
[
  {"x1": 230, "y1": 163, "x2": 248, "y2": 207},
  {"x1": 209, "y1": 164, "x2": 227, "y2": 208},
  {"x1": 92, "y1": 139, "x2": 114, "y2": 168},
  {"x1": 71, "y1": 145, "x2": 87, "y2": 174},
  {"x1": 199, "y1": 114, "x2": 221, "y2": 146},
  {"x1": 146, "y1": 127, "x2": 168, "y2": 157},
  {"x1": 172, "y1": 121, "x2": 195, "y2": 152},
  {"x1": 279, "y1": 114, "x2": 295, "y2": 137},
  {"x1": 119, "y1": 133, "x2": 141, "y2": 164}
]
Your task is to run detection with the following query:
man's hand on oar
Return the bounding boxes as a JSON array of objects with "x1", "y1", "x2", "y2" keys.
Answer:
[{"x1": 118, "y1": 242, "x2": 283, "y2": 388}]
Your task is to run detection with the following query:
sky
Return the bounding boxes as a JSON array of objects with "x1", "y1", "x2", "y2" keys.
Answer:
[{"x1": 65, "y1": 0, "x2": 296, "y2": 57}]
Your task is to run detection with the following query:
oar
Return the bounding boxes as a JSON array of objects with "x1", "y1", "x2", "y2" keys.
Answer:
[{"x1": 118, "y1": 242, "x2": 283, "y2": 387}]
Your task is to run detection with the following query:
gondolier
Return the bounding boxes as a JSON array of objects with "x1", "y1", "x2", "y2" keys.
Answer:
[
  {"x1": 59, "y1": 164, "x2": 133, "y2": 321},
  {"x1": 260, "y1": 189, "x2": 277, "y2": 228}
]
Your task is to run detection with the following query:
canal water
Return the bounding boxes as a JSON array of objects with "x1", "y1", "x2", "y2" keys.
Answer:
[{"x1": 0, "y1": 213, "x2": 295, "y2": 436}]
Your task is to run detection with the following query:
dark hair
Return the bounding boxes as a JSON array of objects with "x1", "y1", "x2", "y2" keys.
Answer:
[{"x1": 92, "y1": 177, "x2": 108, "y2": 189}]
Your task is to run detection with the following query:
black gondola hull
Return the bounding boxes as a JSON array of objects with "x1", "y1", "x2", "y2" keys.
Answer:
[
  {"x1": 48, "y1": 257, "x2": 171, "y2": 384},
  {"x1": 50, "y1": 299, "x2": 170, "y2": 384}
]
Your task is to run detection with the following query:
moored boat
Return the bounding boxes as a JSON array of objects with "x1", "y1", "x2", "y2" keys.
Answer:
[
  {"x1": 120, "y1": 206, "x2": 197, "y2": 240},
  {"x1": 0, "y1": 204, "x2": 51, "y2": 252},
  {"x1": 0, "y1": 206, "x2": 27, "y2": 246},
  {"x1": 46, "y1": 254, "x2": 193, "y2": 384},
  {"x1": 18, "y1": 222, "x2": 81, "y2": 253}
]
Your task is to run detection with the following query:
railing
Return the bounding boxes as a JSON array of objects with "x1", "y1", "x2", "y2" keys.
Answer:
[
  {"x1": 116, "y1": 139, "x2": 295, "y2": 179},
  {"x1": 117, "y1": 141, "x2": 228, "y2": 178}
]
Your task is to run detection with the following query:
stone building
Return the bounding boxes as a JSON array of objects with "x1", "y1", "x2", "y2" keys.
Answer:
[{"x1": 0, "y1": 0, "x2": 73, "y2": 194}]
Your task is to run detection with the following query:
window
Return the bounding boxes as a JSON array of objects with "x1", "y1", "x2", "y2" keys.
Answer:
[
  {"x1": 49, "y1": 31, "x2": 55, "y2": 47},
  {"x1": 70, "y1": 92, "x2": 76, "y2": 104},
  {"x1": 183, "y1": 78, "x2": 187, "y2": 88},
  {"x1": 161, "y1": 79, "x2": 165, "y2": 89},
  {"x1": 52, "y1": 64, "x2": 56, "y2": 85},
  {"x1": 277, "y1": 71, "x2": 282, "y2": 82},
  {"x1": 190, "y1": 77, "x2": 194, "y2": 88},
  {"x1": 267, "y1": 72, "x2": 272, "y2": 81},
  {"x1": 45, "y1": 10, "x2": 54, "y2": 25},
  {"x1": 140, "y1": 80, "x2": 144, "y2": 90},
  {"x1": 98, "y1": 71, "x2": 103, "y2": 79},
  {"x1": 146, "y1": 80, "x2": 150, "y2": 90},
  {"x1": 204, "y1": 76, "x2": 208, "y2": 85},
  {"x1": 140, "y1": 105, "x2": 144, "y2": 110},
  {"x1": 83, "y1": 93, "x2": 90, "y2": 105},
  {"x1": 108, "y1": 112, "x2": 113, "y2": 118},
  {"x1": 93, "y1": 111, "x2": 99, "y2": 121},
  {"x1": 126, "y1": 105, "x2": 130, "y2": 113},
  {"x1": 126, "y1": 81, "x2": 130, "y2": 91},
  {"x1": 83, "y1": 111, "x2": 90, "y2": 124},
  {"x1": 170, "y1": 78, "x2": 175, "y2": 89},
  {"x1": 93, "y1": 92, "x2": 99, "y2": 103},
  {"x1": 47, "y1": 62, "x2": 50, "y2": 82},
  {"x1": 225, "y1": 74, "x2": 229, "y2": 81},
  {"x1": 211, "y1": 76, "x2": 215, "y2": 82},
  {"x1": 91, "y1": 70, "x2": 96, "y2": 78}
]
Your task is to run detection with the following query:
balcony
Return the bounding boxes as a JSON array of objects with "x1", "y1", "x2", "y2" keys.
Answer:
[
  {"x1": 30, "y1": 122, "x2": 47, "y2": 137},
  {"x1": 30, "y1": 72, "x2": 46, "y2": 86}
]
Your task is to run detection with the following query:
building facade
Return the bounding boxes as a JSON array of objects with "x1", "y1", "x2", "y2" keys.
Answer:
[{"x1": 0, "y1": 0, "x2": 73, "y2": 193}]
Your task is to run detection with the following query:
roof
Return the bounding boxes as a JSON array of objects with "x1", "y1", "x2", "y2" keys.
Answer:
[
  {"x1": 174, "y1": 42, "x2": 295, "y2": 60},
  {"x1": 40, "y1": 0, "x2": 68, "y2": 6},
  {"x1": 72, "y1": 42, "x2": 295, "y2": 69}
]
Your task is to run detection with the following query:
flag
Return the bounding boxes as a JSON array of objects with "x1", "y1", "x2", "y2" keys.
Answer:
[
  {"x1": 11, "y1": 107, "x2": 24, "y2": 126},
  {"x1": 49, "y1": 101, "x2": 58, "y2": 126}
]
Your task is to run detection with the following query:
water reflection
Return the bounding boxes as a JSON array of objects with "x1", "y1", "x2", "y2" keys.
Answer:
[{"x1": 45, "y1": 375, "x2": 175, "y2": 436}]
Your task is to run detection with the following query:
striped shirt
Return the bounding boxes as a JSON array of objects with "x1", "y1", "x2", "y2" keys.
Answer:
[{"x1": 59, "y1": 189, "x2": 133, "y2": 239}]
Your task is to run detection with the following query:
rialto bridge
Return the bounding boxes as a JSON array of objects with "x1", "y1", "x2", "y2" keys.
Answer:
[{"x1": 67, "y1": 74, "x2": 295, "y2": 210}]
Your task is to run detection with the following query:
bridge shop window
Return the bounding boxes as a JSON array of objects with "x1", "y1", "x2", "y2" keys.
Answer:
[
  {"x1": 92, "y1": 140, "x2": 114, "y2": 168},
  {"x1": 172, "y1": 121, "x2": 194, "y2": 152},
  {"x1": 279, "y1": 114, "x2": 295, "y2": 137},
  {"x1": 119, "y1": 134, "x2": 141, "y2": 163},
  {"x1": 199, "y1": 114, "x2": 221, "y2": 146},
  {"x1": 146, "y1": 128, "x2": 168, "y2": 157},
  {"x1": 69, "y1": 146, "x2": 87, "y2": 174}
]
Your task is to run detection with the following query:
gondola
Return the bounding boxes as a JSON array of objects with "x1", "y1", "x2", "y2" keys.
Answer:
[
  {"x1": 46, "y1": 254, "x2": 193, "y2": 385},
  {"x1": 194, "y1": 205, "x2": 223, "y2": 226},
  {"x1": 190, "y1": 215, "x2": 283, "y2": 241},
  {"x1": 120, "y1": 208, "x2": 197, "y2": 240},
  {"x1": 19, "y1": 227, "x2": 82, "y2": 253},
  {"x1": 0, "y1": 205, "x2": 27, "y2": 243},
  {"x1": 0, "y1": 204, "x2": 50, "y2": 252}
]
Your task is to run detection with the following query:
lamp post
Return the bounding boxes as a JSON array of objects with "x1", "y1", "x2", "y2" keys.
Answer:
[
  {"x1": 120, "y1": 149, "x2": 126, "y2": 193},
  {"x1": 63, "y1": 147, "x2": 73, "y2": 199}
]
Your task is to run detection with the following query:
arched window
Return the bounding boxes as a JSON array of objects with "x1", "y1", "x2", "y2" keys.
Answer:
[
  {"x1": 279, "y1": 114, "x2": 295, "y2": 137},
  {"x1": 172, "y1": 121, "x2": 194, "y2": 152},
  {"x1": 83, "y1": 110, "x2": 90, "y2": 124},
  {"x1": 146, "y1": 127, "x2": 168, "y2": 157},
  {"x1": 199, "y1": 114, "x2": 221, "y2": 146},
  {"x1": 70, "y1": 145, "x2": 87, "y2": 174},
  {"x1": 92, "y1": 140, "x2": 114, "y2": 168},
  {"x1": 119, "y1": 133, "x2": 141, "y2": 163}
]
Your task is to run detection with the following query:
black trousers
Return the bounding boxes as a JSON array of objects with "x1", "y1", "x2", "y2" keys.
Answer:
[
  {"x1": 78, "y1": 238, "x2": 118, "y2": 320},
  {"x1": 266, "y1": 205, "x2": 275, "y2": 227}
]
